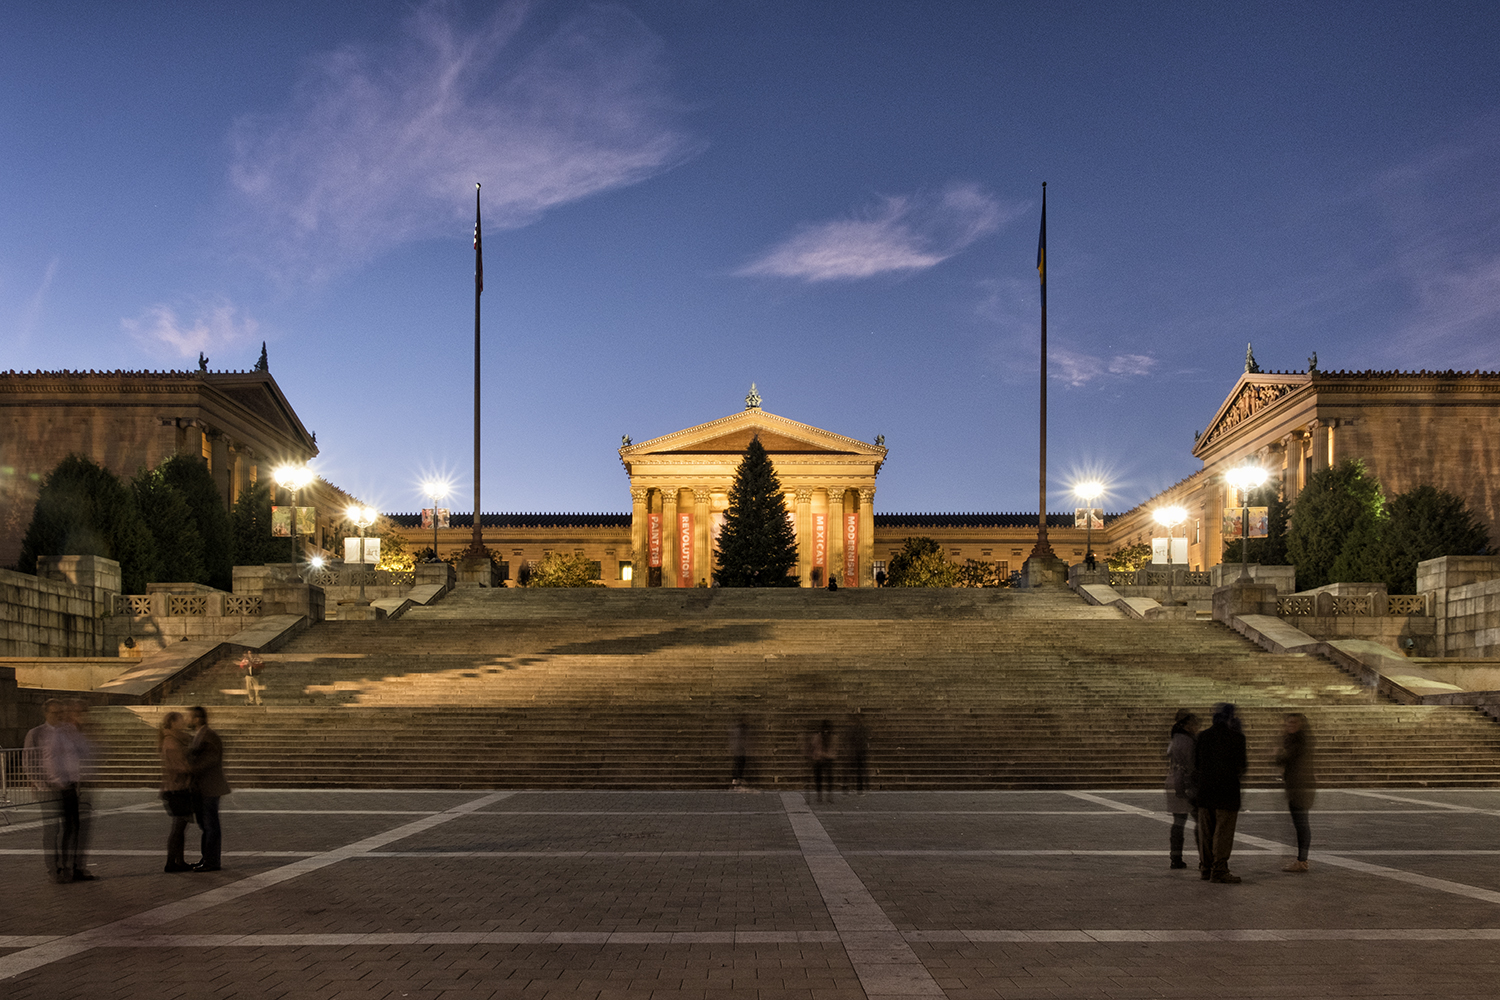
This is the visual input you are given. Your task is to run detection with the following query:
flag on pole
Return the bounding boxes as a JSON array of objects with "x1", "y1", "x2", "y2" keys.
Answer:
[
  {"x1": 474, "y1": 183, "x2": 483, "y2": 295},
  {"x1": 1036, "y1": 183, "x2": 1046, "y2": 284}
]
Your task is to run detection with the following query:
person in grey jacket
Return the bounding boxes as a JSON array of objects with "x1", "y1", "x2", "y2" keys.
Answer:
[
  {"x1": 1276, "y1": 713, "x2": 1316, "y2": 872},
  {"x1": 1163, "y1": 710, "x2": 1199, "y2": 869}
]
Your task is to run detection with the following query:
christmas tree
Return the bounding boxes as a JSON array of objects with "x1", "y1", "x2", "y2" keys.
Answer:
[{"x1": 713, "y1": 435, "x2": 800, "y2": 587}]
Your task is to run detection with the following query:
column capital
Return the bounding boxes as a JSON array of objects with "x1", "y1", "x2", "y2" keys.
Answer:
[
  {"x1": 794, "y1": 488, "x2": 814, "y2": 504},
  {"x1": 858, "y1": 487, "x2": 875, "y2": 503},
  {"x1": 692, "y1": 488, "x2": 713, "y2": 504},
  {"x1": 630, "y1": 488, "x2": 648, "y2": 504}
]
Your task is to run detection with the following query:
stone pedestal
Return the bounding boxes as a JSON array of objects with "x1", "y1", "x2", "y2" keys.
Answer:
[
  {"x1": 456, "y1": 555, "x2": 494, "y2": 588},
  {"x1": 1021, "y1": 555, "x2": 1070, "y2": 588},
  {"x1": 1212, "y1": 582, "x2": 1279, "y2": 623},
  {"x1": 415, "y1": 560, "x2": 457, "y2": 593},
  {"x1": 337, "y1": 603, "x2": 387, "y2": 621}
]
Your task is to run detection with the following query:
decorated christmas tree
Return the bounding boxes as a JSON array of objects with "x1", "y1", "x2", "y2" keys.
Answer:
[{"x1": 713, "y1": 435, "x2": 799, "y2": 587}]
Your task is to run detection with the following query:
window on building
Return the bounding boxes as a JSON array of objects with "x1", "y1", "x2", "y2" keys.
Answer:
[
  {"x1": 619, "y1": 561, "x2": 633, "y2": 582},
  {"x1": 496, "y1": 561, "x2": 510, "y2": 582},
  {"x1": 873, "y1": 559, "x2": 886, "y2": 576},
  {"x1": 587, "y1": 561, "x2": 603, "y2": 580},
  {"x1": 201, "y1": 435, "x2": 212, "y2": 469}
]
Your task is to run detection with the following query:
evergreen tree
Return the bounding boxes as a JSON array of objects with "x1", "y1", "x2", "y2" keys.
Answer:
[
  {"x1": 1370, "y1": 485, "x2": 1489, "y2": 594},
  {"x1": 1286, "y1": 459, "x2": 1384, "y2": 590},
  {"x1": 18, "y1": 454, "x2": 156, "y2": 592},
  {"x1": 886, "y1": 536, "x2": 959, "y2": 587},
  {"x1": 713, "y1": 436, "x2": 799, "y2": 587},
  {"x1": 231, "y1": 479, "x2": 288, "y2": 565},
  {"x1": 528, "y1": 551, "x2": 605, "y2": 587},
  {"x1": 133, "y1": 466, "x2": 204, "y2": 584},
  {"x1": 159, "y1": 455, "x2": 234, "y2": 589}
]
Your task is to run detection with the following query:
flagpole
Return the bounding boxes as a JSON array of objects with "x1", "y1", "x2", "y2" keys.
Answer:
[
  {"x1": 471, "y1": 182, "x2": 485, "y2": 556},
  {"x1": 1030, "y1": 181, "x2": 1055, "y2": 561}
]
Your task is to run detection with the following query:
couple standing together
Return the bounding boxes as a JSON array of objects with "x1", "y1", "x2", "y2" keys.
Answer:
[{"x1": 159, "y1": 706, "x2": 230, "y2": 873}]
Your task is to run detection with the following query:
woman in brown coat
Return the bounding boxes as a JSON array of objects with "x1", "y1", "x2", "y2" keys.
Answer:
[
  {"x1": 1276, "y1": 713, "x2": 1316, "y2": 872},
  {"x1": 159, "y1": 712, "x2": 194, "y2": 873}
]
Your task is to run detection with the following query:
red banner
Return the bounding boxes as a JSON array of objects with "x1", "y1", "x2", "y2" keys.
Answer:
[
  {"x1": 648, "y1": 513, "x2": 662, "y2": 567},
  {"x1": 843, "y1": 513, "x2": 859, "y2": 587},
  {"x1": 813, "y1": 514, "x2": 827, "y2": 569},
  {"x1": 678, "y1": 512, "x2": 694, "y2": 588}
]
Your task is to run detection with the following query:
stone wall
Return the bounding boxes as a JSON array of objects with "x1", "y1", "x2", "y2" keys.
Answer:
[
  {"x1": 1417, "y1": 556, "x2": 1500, "y2": 658},
  {"x1": 0, "y1": 562, "x2": 113, "y2": 657}
]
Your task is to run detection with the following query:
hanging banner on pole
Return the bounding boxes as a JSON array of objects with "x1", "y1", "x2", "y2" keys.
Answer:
[
  {"x1": 1222, "y1": 507, "x2": 1270, "y2": 540},
  {"x1": 271, "y1": 506, "x2": 316, "y2": 537},
  {"x1": 813, "y1": 514, "x2": 827, "y2": 570},
  {"x1": 843, "y1": 513, "x2": 859, "y2": 587},
  {"x1": 648, "y1": 514, "x2": 662, "y2": 568},
  {"x1": 677, "y1": 512, "x2": 694, "y2": 588},
  {"x1": 421, "y1": 507, "x2": 450, "y2": 530},
  {"x1": 1074, "y1": 507, "x2": 1103, "y2": 529},
  {"x1": 344, "y1": 537, "x2": 381, "y2": 565}
]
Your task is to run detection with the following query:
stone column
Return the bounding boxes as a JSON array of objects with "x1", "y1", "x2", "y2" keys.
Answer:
[
  {"x1": 827, "y1": 488, "x2": 845, "y2": 585},
  {"x1": 794, "y1": 488, "x2": 813, "y2": 586},
  {"x1": 630, "y1": 489, "x2": 648, "y2": 589},
  {"x1": 662, "y1": 488, "x2": 679, "y2": 588},
  {"x1": 858, "y1": 487, "x2": 876, "y2": 587},
  {"x1": 1309, "y1": 420, "x2": 1330, "y2": 474},
  {"x1": 694, "y1": 489, "x2": 712, "y2": 587}
]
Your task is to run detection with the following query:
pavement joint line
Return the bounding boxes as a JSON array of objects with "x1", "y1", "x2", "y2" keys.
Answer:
[
  {"x1": 1079, "y1": 790, "x2": 1500, "y2": 908},
  {"x1": 1346, "y1": 790, "x2": 1500, "y2": 816},
  {"x1": 0, "y1": 801, "x2": 160, "y2": 835},
  {"x1": 0, "y1": 789, "x2": 515, "y2": 983},
  {"x1": 782, "y1": 791, "x2": 947, "y2": 999}
]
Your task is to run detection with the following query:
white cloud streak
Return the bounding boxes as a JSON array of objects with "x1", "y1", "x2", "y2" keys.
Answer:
[
  {"x1": 122, "y1": 299, "x2": 260, "y2": 361},
  {"x1": 227, "y1": 0, "x2": 698, "y2": 283},
  {"x1": 737, "y1": 183, "x2": 1016, "y2": 282},
  {"x1": 17, "y1": 258, "x2": 58, "y2": 347},
  {"x1": 1051, "y1": 348, "x2": 1158, "y2": 387}
]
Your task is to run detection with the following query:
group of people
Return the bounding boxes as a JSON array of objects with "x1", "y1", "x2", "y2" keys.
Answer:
[
  {"x1": 157, "y1": 706, "x2": 231, "y2": 872},
  {"x1": 1164, "y1": 703, "x2": 1314, "y2": 882},
  {"x1": 23, "y1": 699, "x2": 98, "y2": 883},
  {"x1": 727, "y1": 714, "x2": 872, "y2": 799}
]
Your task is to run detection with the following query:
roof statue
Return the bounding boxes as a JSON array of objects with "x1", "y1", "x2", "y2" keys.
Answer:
[
  {"x1": 621, "y1": 433, "x2": 632, "y2": 447},
  {"x1": 1307, "y1": 351, "x2": 1318, "y2": 373},
  {"x1": 1244, "y1": 343, "x2": 1260, "y2": 374},
  {"x1": 198, "y1": 351, "x2": 209, "y2": 372},
  {"x1": 745, "y1": 383, "x2": 762, "y2": 409},
  {"x1": 875, "y1": 434, "x2": 885, "y2": 447}
]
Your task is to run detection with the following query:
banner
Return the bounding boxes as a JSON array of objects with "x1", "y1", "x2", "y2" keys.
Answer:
[
  {"x1": 271, "y1": 506, "x2": 316, "y2": 537},
  {"x1": 813, "y1": 513, "x2": 827, "y2": 569},
  {"x1": 677, "y1": 512, "x2": 694, "y2": 588},
  {"x1": 1073, "y1": 507, "x2": 1104, "y2": 529},
  {"x1": 647, "y1": 513, "x2": 662, "y2": 568},
  {"x1": 844, "y1": 513, "x2": 859, "y2": 587},
  {"x1": 421, "y1": 507, "x2": 450, "y2": 530},
  {"x1": 1151, "y1": 537, "x2": 1188, "y2": 565},
  {"x1": 1222, "y1": 507, "x2": 1270, "y2": 540},
  {"x1": 344, "y1": 537, "x2": 381, "y2": 565}
]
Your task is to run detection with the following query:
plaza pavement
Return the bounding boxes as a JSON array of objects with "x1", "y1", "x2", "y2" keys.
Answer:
[{"x1": 3, "y1": 786, "x2": 1500, "y2": 999}]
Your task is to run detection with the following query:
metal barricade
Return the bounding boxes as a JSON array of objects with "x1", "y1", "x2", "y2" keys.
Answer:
[{"x1": 0, "y1": 746, "x2": 45, "y2": 823}]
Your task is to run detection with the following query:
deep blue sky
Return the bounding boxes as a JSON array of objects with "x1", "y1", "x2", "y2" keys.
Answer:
[{"x1": 4, "y1": 1, "x2": 1497, "y2": 517}]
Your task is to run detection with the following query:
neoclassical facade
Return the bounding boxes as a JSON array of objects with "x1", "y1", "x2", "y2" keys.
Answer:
[
  {"x1": 618, "y1": 390, "x2": 887, "y2": 587},
  {"x1": 1108, "y1": 358, "x2": 1500, "y2": 569}
]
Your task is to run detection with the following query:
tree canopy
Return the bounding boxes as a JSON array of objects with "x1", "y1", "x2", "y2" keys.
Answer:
[
  {"x1": 713, "y1": 435, "x2": 799, "y2": 587},
  {"x1": 1222, "y1": 482, "x2": 1291, "y2": 568},
  {"x1": 1286, "y1": 460, "x2": 1384, "y2": 590},
  {"x1": 19, "y1": 454, "x2": 156, "y2": 592},
  {"x1": 885, "y1": 537, "x2": 959, "y2": 587},
  {"x1": 158, "y1": 455, "x2": 233, "y2": 589},
  {"x1": 526, "y1": 551, "x2": 604, "y2": 587}
]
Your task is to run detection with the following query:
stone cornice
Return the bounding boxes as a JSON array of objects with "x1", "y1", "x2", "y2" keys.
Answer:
[{"x1": 621, "y1": 408, "x2": 885, "y2": 458}]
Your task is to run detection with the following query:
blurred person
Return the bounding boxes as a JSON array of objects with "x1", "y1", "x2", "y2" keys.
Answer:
[
  {"x1": 729, "y1": 717, "x2": 750, "y2": 790},
  {"x1": 805, "y1": 720, "x2": 836, "y2": 802},
  {"x1": 187, "y1": 706, "x2": 231, "y2": 871},
  {"x1": 158, "y1": 712, "x2": 194, "y2": 873},
  {"x1": 827, "y1": 574, "x2": 838, "y2": 591},
  {"x1": 846, "y1": 712, "x2": 870, "y2": 795},
  {"x1": 1194, "y1": 703, "x2": 1248, "y2": 883},
  {"x1": 1163, "y1": 710, "x2": 1199, "y2": 869},
  {"x1": 63, "y1": 700, "x2": 98, "y2": 880},
  {"x1": 1276, "y1": 713, "x2": 1316, "y2": 872},
  {"x1": 24, "y1": 700, "x2": 74, "y2": 882}
]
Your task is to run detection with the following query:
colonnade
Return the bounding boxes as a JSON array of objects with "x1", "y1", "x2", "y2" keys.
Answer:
[{"x1": 628, "y1": 485, "x2": 875, "y2": 588}]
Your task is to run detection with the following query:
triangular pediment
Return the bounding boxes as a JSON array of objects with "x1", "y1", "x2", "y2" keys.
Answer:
[
  {"x1": 204, "y1": 372, "x2": 318, "y2": 455},
  {"x1": 622, "y1": 408, "x2": 885, "y2": 462},
  {"x1": 1193, "y1": 373, "x2": 1309, "y2": 457}
]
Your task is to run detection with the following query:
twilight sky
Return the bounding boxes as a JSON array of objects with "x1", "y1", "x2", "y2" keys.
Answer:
[{"x1": 3, "y1": 1, "x2": 1498, "y2": 517}]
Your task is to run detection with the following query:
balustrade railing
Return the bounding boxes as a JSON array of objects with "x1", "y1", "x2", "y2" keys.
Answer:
[
  {"x1": 1387, "y1": 595, "x2": 1427, "y2": 616},
  {"x1": 1331, "y1": 596, "x2": 1372, "y2": 616},
  {"x1": 1276, "y1": 596, "x2": 1315, "y2": 616},
  {"x1": 226, "y1": 595, "x2": 263, "y2": 616},
  {"x1": 311, "y1": 569, "x2": 415, "y2": 588}
]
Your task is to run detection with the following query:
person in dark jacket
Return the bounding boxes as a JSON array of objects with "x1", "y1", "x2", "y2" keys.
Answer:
[
  {"x1": 1163, "y1": 710, "x2": 1199, "y2": 869},
  {"x1": 188, "y1": 706, "x2": 231, "y2": 872},
  {"x1": 1193, "y1": 702, "x2": 1248, "y2": 883},
  {"x1": 1275, "y1": 713, "x2": 1316, "y2": 872}
]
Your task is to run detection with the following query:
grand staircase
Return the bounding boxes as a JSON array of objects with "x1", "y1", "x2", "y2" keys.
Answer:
[{"x1": 82, "y1": 587, "x2": 1500, "y2": 789}]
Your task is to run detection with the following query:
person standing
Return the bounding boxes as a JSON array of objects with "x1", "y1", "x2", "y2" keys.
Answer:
[
  {"x1": 1163, "y1": 710, "x2": 1199, "y2": 869},
  {"x1": 1276, "y1": 713, "x2": 1316, "y2": 872},
  {"x1": 729, "y1": 718, "x2": 750, "y2": 790},
  {"x1": 846, "y1": 712, "x2": 870, "y2": 795},
  {"x1": 1193, "y1": 703, "x2": 1248, "y2": 884},
  {"x1": 24, "y1": 700, "x2": 86, "y2": 883},
  {"x1": 187, "y1": 706, "x2": 231, "y2": 871},
  {"x1": 159, "y1": 712, "x2": 194, "y2": 873},
  {"x1": 806, "y1": 721, "x2": 835, "y2": 802}
]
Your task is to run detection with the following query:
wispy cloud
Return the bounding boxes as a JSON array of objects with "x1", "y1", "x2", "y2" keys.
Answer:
[
  {"x1": 737, "y1": 183, "x2": 1016, "y2": 282},
  {"x1": 1050, "y1": 348, "x2": 1159, "y2": 387},
  {"x1": 17, "y1": 258, "x2": 58, "y2": 347},
  {"x1": 122, "y1": 299, "x2": 259, "y2": 362},
  {"x1": 227, "y1": 0, "x2": 698, "y2": 283}
]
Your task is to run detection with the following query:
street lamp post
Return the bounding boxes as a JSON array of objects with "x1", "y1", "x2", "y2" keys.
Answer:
[
  {"x1": 422, "y1": 481, "x2": 448, "y2": 562},
  {"x1": 274, "y1": 464, "x2": 314, "y2": 577},
  {"x1": 1224, "y1": 464, "x2": 1268, "y2": 583},
  {"x1": 1074, "y1": 481, "x2": 1104, "y2": 571},
  {"x1": 346, "y1": 505, "x2": 377, "y2": 603},
  {"x1": 1153, "y1": 505, "x2": 1188, "y2": 605}
]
